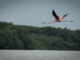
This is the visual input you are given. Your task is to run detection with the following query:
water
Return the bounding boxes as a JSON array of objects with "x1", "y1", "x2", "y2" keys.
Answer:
[{"x1": 0, "y1": 50, "x2": 80, "y2": 60}]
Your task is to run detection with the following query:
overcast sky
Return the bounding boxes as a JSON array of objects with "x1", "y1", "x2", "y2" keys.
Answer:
[{"x1": 0, "y1": 0, "x2": 80, "y2": 30}]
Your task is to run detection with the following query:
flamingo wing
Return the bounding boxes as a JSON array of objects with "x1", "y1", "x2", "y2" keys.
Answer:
[
  {"x1": 61, "y1": 14, "x2": 68, "y2": 19},
  {"x1": 52, "y1": 10, "x2": 59, "y2": 20}
]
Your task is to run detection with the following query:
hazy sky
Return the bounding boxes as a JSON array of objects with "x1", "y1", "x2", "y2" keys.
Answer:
[{"x1": 0, "y1": 0, "x2": 80, "y2": 30}]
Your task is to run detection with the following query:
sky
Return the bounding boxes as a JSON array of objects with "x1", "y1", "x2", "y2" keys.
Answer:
[{"x1": 0, "y1": 0, "x2": 80, "y2": 30}]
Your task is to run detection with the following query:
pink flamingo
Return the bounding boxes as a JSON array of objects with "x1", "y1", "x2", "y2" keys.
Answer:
[{"x1": 42, "y1": 10, "x2": 73, "y2": 24}]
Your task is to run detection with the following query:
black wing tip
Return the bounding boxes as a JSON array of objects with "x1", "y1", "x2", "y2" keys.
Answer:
[
  {"x1": 65, "y1": 13, "x2": 69, "y2": 16},
  {"x1": 52, "y1": 9, "x2": 55, "y2": 12},
  {"x1": 52, "y1": 9, "x2": 57, "y2": 16},
  {"x1": 52, "y1": 10, "x2": 56, "y2": 14}
]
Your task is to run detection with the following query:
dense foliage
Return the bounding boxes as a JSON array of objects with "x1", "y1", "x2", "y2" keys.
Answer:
[{"x1": 0, "y1": 22, "x2": 80, "y2": 50}]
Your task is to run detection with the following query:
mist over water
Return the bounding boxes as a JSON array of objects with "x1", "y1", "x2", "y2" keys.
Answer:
[{"x1": 0, "y1": 50, "x2": 80, "y2": 60}]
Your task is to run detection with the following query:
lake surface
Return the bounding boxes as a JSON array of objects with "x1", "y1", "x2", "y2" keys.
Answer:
[{"x1": 0, "y1": 50, "x2": 80, "y2": 60}]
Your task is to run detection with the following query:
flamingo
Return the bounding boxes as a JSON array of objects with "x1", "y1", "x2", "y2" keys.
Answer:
[{"x1": 42, "y1": 10, "x2": 73, "y2": 24}]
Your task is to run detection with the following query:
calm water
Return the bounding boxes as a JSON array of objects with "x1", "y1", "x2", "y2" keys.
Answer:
[{"x1": 0, "y1": 50, "x2": 80, "y2": 60}]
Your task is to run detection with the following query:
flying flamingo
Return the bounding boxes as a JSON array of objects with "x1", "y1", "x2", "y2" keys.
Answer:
[{"x1": 42, "y1": 10, "x2": 73, "y2": 24}]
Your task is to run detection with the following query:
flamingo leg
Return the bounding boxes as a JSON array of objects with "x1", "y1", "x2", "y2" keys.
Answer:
[{"x1": 62, "y1": 20, "x2": 73, "y2": 22}]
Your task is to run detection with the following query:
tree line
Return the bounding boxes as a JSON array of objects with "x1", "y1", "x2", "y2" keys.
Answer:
[{"x1": 0, "y1": 22, "x2": 80, "y2": 50}]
